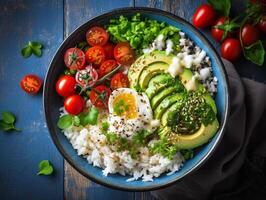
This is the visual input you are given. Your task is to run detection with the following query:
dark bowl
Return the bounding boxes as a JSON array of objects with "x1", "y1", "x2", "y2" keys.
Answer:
[{"x1": 43, "y1": 7, "x2": 229, "y2": 191}]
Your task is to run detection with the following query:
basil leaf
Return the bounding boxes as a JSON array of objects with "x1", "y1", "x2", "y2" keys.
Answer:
[
  {"x1": 57, "y1": 115, "x2": 73, "y2": 129},
  {"x1": 73, "y1": 116, "x2": 80, "y2": 126},
  {"x1": 2, "y1": 112, "x2": 15, "y2": 124},
  {"x1": 207, "y1": 0, "x2": 231, "y2": 16},
  {"x1": 30, "y1": 41, "x2": 43, "y2": 49},
  {"x1": 21, "y1": 46, "x2": 32, "y2": 58},
  {"x1": 32, "y1": 47, "x2": 42, "y2": 57},
  {"x1": 37, "y1": 160, "x2": 54, "y2": 175},
  {"x1": 244, "y1": 40, "x2": 265, "y2": 66},
  {"x1": 0, "y1": 120, "x2": 14, "y2": 131},
  {"x1": 79, "y1": 107, "x2": 99, "y2": 126}
]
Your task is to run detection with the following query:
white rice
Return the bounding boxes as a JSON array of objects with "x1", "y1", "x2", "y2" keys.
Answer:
[{"x1": 63, "y1": 122, "x2": 184, "y2": 182}]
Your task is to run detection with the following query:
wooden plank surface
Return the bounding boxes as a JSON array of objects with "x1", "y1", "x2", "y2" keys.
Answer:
[{"x1": 0, "y1": 0, "x2": 64, "y2": 200}]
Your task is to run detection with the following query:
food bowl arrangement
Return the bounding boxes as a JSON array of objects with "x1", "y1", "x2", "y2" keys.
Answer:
[{"x1": 43, "y1": 7, "x2": 229, "y2": 191}]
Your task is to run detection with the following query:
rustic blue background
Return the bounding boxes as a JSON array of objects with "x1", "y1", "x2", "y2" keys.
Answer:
[{"x1": 0, "y1": 0, "x2": 265, "y2": 200}]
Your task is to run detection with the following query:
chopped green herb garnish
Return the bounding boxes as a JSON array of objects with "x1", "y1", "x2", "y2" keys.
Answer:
[
  {"x1": 0, "y1": 112, "x2": 20, "y2": 132},
  {"x1": 150, "y1": 138, "x2": 178, "y2": 160},
  {"x1": 105, "y1": 132, "x2": 118, "y2": 143},
  {"x1": 101, "y1": 120, "x2": 109, "y2": 132},
  {"x1": 180, "y1": 149, "x2": 194, "y2": 160},
  {"x1": 21, "y1": 41, "x2": 43, "y2": 58},
  {"x1": 37, "y1": 160, "x2": 54, "y2": 176},
  {"x1": 113, "y1": 99, "x2": 129, "y2": 115},
  {"x1": 132, "y1": 129, "x2": 152, "y2": 145}
]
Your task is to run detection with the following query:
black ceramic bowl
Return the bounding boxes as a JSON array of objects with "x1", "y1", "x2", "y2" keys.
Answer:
[{"x1": 44, "y1": 7, "x2": 229, "y2": 191}]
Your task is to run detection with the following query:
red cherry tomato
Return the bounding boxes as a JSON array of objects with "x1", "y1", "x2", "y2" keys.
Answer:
[
  {"x1": 89, "y1": 85, "x2": 111, "y2": 109},
  {"x1": 20, "y1": 74, "x2": 43, "y2": 95},
  {"x1": 240, "y1": 24, "x2": 260, "y2": 46},
  {"x1": 64, "y1": 48, "x2": 86, "y2": 70},
  {"x1": 258, "y1": 16, "x2": 266, "y2": 34},
  {"x1": 56, "y1": 75, "x2": 76, "y2": 97},
  {"x1": 103, "y1": 42, "x2": 115, "y2": 59},
  {"x1": 211, "y1": 16, "x2": 232, "y2": 42},
  {"x1": 221, "y1": 38, "x2": 241, "y2": 62},
  {"x1": 64, "y1": 95, "x2": 85, "y2": 115},
  {"x1": 75, "y1": 65, "x2": 98, "y2": 87},
  {"x1": 114, "y1": 42, "x2": 135, "y2": 65},
  {"x1": 110, "y1": 72, "x2": 129, "y2": 90},
  {"x1": 86, "y1": 26, "x2": 109, "y2": 46},
  {"x1": 192, "y1": 4, "x2": 216, "y2": 28},
  {"x1": 98, "y1": 60, "x2": 118, "y2": 77},
  {"x1": 85, "y1": 46, "x2": 106, "y2": 67}
]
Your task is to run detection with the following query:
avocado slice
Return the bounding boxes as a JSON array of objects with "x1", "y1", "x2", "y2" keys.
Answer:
[
  {"x1": 150, "y1": 87, "x2": 177, "y2": 109},
  {"x1": 160, "y1": 119, "x2": 219, "y2": 149},
  {"x1": 138, "y1": 62, "x2": 169, "y2": 89},
  {"x1": 154, "y1": 94, "x2": 184, "y2": 120},
  {"x1": 128, "y1": 51, "x2": 174, "y2": 89},
  {"x1": 145, "y1": 74, "x2": 173, "y2": 99}
]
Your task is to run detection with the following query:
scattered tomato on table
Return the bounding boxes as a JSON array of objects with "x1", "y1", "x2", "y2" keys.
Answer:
[
  {"x1": 221, "y1": 39, "x2": 242, "y2": 62},
  {"x1": 192, "y1": 4, "x2": 216, "y2": 28},
  {"x1": 20, "y1": 74, "x2": 43, "y2": 95}
]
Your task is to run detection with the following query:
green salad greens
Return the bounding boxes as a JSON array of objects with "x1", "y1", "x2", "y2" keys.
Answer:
[{"x1": 106, "y1": 13, "x2": 180, "y2": 54}]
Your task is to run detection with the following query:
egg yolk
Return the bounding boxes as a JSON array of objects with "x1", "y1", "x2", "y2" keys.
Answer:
[{"x1": 112, "y1": 93, "x2": 138, "y2": 119}]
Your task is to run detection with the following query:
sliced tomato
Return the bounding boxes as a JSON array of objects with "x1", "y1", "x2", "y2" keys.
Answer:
[
  {"x1": 56, "y1": 75, "x2": 76, "y2": 97},
  {"x1": 20, "y1": 74, "x2": 43, "y2": 95},
  {"x1": 85, "y1": 46, "x2": 106, "y2": 67},
  {"x1": 64, "y1": 94, "x2": 85, "y2": 115},
  {"x1": 103, "y1": 42, "x2": 115, "y2": 59},
  {"x1": 86, "y1": 26, "x2": 109, "y2": 46},
  {"x1": 110, "y1": 72, "x2": 129, "y2": 90},
  {"x1": 75, "y1": 65, "x2": 98, "y2": 87},
  {"x1": 98, "y1": 60, "x2": 118, "y2": 78},
  {"x1": 64, "y1": 48, "x2": 86, "y2": 70},
  {"x1": 89, "y1": 85, "x2": 111, "y2": 109},
  {"x1": 114, "y1": 42, "x2": 135, "y2": 65}
]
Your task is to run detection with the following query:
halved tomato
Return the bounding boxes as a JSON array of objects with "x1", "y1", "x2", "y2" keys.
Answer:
[
  {"x1": 85, "y1": 46, "x2": 106, "y2": 67},
  {"x1": 110, "y1": 72, "x2": 129, "y2": 89},
  {"x1": 64, "y1": 48, "x2": 86, "y2": 70},
  {"x1": 20, "y1": 74, "x2": 43, "y2": 94},
  {"x1": 114, "y1": 42, "x2": 135, "y2": 65},
  {"x1": 89, "y1": 85, "x2": 111, "y2": 109},
  {"x1": 103, "y1": 42, "x2": 115, "y2": 59},
  {"x1": 98, "y1": 60, "x2": 118, "y2": 77},
  {"x1": 86, "y1": 26, "x2": 109, "y2": 46},
  {"x1": 75, "y1": 65, "x2": 98, "y2": 87}
]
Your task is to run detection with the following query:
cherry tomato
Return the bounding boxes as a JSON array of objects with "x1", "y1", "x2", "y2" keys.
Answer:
[
  {"x1": 211, "y1": 16, "x2": 232, "y2": 43},
  {"x1": 103, "y1": 42, "x2": 115, "y2": 59},
  {"x1": 258, "y1": 16, "x2": 266, "y2": 34},
  {"x1": 221, "y1": 38, "x2": 241, "y2": 62},
  {"x1": 192, "y1": 4, "x2": 216, "y2": 28},
  {"x1": 240, "y1": 24, "x2": 259, "y2": 46},
  {"x1": 98, "y1": 60, "x2": 118, "y2": 77},
  {"x1": 110, "y1": 72, "x2": 129, "y2": 90},
  {"x1": 56, "y1": 75, "x2": 76, "y2": 97},
  {"x1": 86, "y1": 26, "x2": 109, "y2": 46},
  {"x1": 89, "y1": 85, "x2": 111, "y2": 109},
  {"x1": 114, "y1": 42, "x2": 135, "y2": 65},
  {"x1": 20, "y1": 74, "x2": 42, "y2": 95},
  {"x1": 75, "y1": 65, "x2": 98, "y2": 87},
  {"x1": 85, "y1": 46, "x2": 106, "y2": 67},
  {"x1": 64, "y1": 94, "x2": 85, "y2": 115},
  {"x1": 64, "y1": 48, "x2": 86, "y2": 70}
]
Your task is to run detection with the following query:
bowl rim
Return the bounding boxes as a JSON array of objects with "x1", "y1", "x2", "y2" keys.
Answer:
[{"x1": 43, "y1": 7, "x2": 230, "y2": 191}]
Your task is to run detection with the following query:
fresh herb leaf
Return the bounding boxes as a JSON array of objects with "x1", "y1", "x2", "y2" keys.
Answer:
[
  {"x1": 113, "y1": 99, "x2": 129, "y2": 115},
  {"x1": 101, "y1": 120, "x2": 109, "y2": 132},
  {"x1": 73, "y1": 116, "x2": 80, "y2": 126},
  {"x1": 79, "y1": 107, "x2": 99, "y2": 126},
  {"x1": 21, "y1": 46, "x2": 32, "y2": 58},
  {"x1": 2, "y1": 112, "x2": 15, "y2": 124},
  {"x1": 0, "y1": 120, "x2": 15, "y2": 131},
  {"x1": 150, "y1": 138, "x2": 177, "y2": 160},
  {"x1": 105, "y1": 132, "x2": 118, "y2": 143},
  {"x1": 180, "y1": 149, "x2": 194, "y2": 160},
  {"x1": 132, "y1": 129, "x2": 151, "y2": 145},
  {"x1": 37, "y1": 160, "x2": 54, "y2": 175},
  {"x1": 207, "y1": 0, "x2": 231, "y2": 16},
  {"x1": 21, "y1": 41, "x2": 43, "y2": 58},
  {"x1": 244, "y1": 40, "x2": 265, "y2": 66},
  {"x1": 57, "y1": 115, "x2": 73, "y2": 129}
]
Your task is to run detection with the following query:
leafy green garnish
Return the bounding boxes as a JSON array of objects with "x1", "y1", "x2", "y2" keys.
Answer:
[
  {"x1": 132, "y1": 129, "x2": 152, "y2": 145},
  {"x1": 105, "y1": 132, "x2": 118, "y2": 143},
  {"x1": 150, "y1": 138, "x2": 178, "y2": 160},
  {"x1": 244, "y1": 40, "x2": 265, "y2": 66},
  {"x1": 37, "y1": 160, "x2": 54, "y2": 175},
  {"x1": 101, "y1": 120, "x2": 109, "y2": 132},
  {"x1": 21, "y1": 41, "x2": 43, "y2": 58},
  {"x1": 207, "y1": 0, "x2": 231, "y2": 16},
  {"x1": 180, "y1": 149, "x2": 194, "y2": 160},
  {"x1": 57, "y1": 115, "x2": 73, "y2": 129},
  {"x1": 113, "y1": 100, "x2": 129, "y2": 115},
  {"x1": 0, "y1": 112, "x2": 20, "y2": 132}
]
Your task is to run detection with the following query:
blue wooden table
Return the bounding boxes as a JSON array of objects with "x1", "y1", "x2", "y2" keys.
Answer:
[{"x1": 0, "y1": 0, "x2": 265, "y2": 200}]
